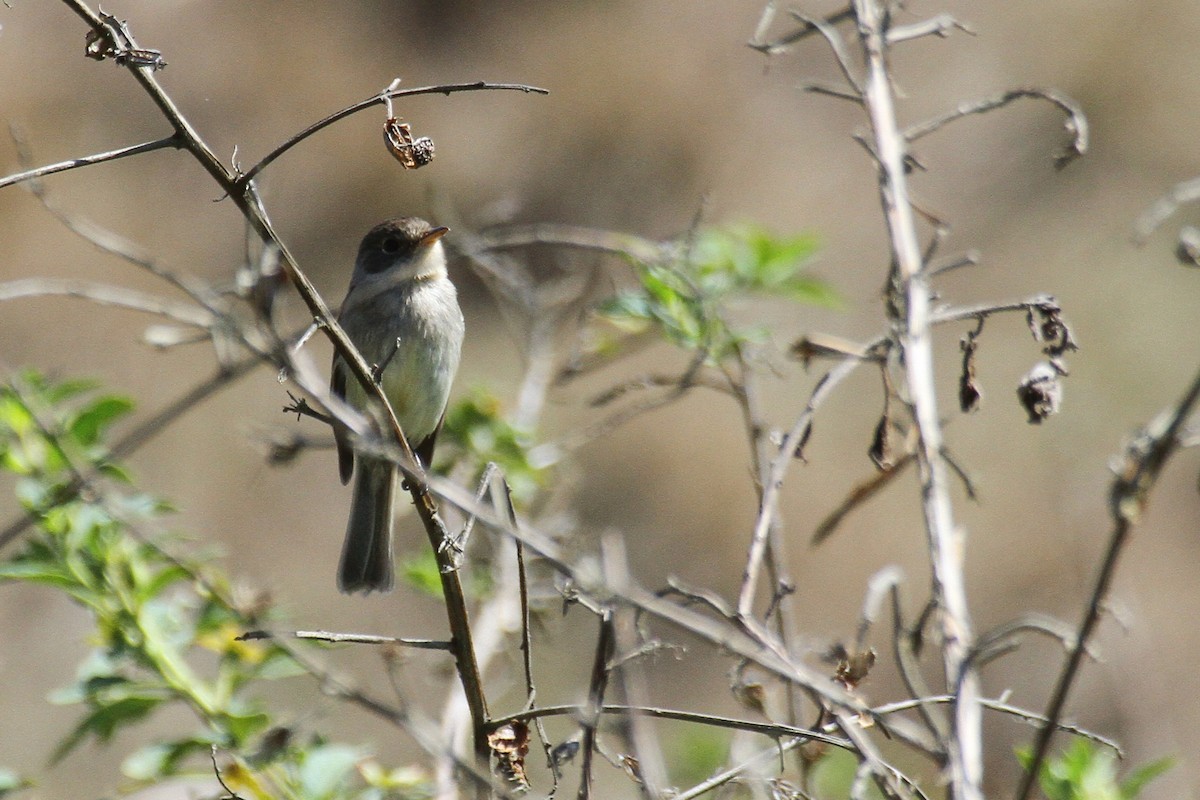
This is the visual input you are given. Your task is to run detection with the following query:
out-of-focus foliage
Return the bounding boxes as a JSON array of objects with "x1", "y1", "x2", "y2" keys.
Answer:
[
  {"x1": 1016, "y1": 739, "x2": 1173, "y2": 800},
  {"x1": 441, "y1": 388, "x2": 545, "y2": 506},
  {"x1": 599, "y1": 225, "x2": 834, "y2": 361},
  {"x1": 0, "y1": 372, "x2": 434, "y2": 799}
]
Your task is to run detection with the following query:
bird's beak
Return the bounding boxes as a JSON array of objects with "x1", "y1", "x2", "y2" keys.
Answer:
[{"x1": 420, "y1": 226, "x2": 450, "y2": 246}]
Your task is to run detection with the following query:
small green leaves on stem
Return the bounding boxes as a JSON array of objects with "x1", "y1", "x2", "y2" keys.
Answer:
[
  {"x1": 1016, "y1": 739, "x2": 1173, "y2": 800},
  {"x1": 596, "y1": 225, "x2": 836, "y2": 363}
]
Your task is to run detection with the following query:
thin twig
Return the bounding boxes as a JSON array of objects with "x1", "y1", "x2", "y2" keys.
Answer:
[
  {"x1": 477, "y1": 223, "x2": 673, "y2": 266},
  {"x1": 487, "y1": 703, "x2": 849, "y2": 749},
  {"x1": 1134, "y1": 175, "x2": 1200, "y2": 243},
  {"x1": 237, "y1": 81, "x2": 548, "y2": 187},
  {"x1": 747, "y1": 6, "x2": 856, "y2": 55},
  {"x1": 601, "y1": 535, "x2": 668, "y2": 798},
  {"x1": 0, "y1": 133, "x2": 181, "y2": 190},
  {"x1": 810, "y1": 455, "x2": 914, "y2": 546},
  {"x1": 885, "y1": 14, "x2": 974, "y2": 45},
  {"x1": 237, "y1": 629, "x2": 453, "y2": 649},
  {"x1": 737, "y1": 349, "x2": 878, "y2": 617},
  {"x1": 0, "y1": 278, "x2": 215, "y2": 328},
  {"x1": 904, "y1": 87, "x2": 1088, "y2": 169},
  {"x1": 791, "y1": 11, "x2": 863, "y2": 96},
  {"x1": 577, "y1": 611, "x2": 616, "y2": 800}
]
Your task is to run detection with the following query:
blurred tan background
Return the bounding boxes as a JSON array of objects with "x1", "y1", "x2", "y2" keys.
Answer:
[{"x1": 1, "y1": 1, "x2": 1199, "y2": 797}]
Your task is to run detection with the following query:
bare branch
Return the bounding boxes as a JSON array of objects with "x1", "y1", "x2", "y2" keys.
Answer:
[
  {"x1": 237, "y1": 80, "x2": 549, "y2": 187},
  {"x1": 747, "y1": 5, "x2": 856, "y2": 55},
  {"x1": 885, "y1": 14, "x2": 974, "y2": 45},
  {"x1": 1133, "y1": 175, "x2": 1200, "y2": 243},
  {"x1": 0, "y1": 132, "x2": 180, "y2": 190},
  {"x1": 476, "y1": 222, "x2": 673, "y2": 265},
  {"x1": 810, "y1": 456, "x2": 913, "y2": 546},
  {"x1": 738, "y1": 342, "x2": 882, "y2": 617},
  {"x1": 904, "y1": 87, "x2": 1088, "y2": 169},
  {"x1": 791, "y1": 11, "x2": 863, "y2": 96},
  {"x1": 852, "y1": 0, "x2": 983, "y2": 794},
  {"x1": 238, "y1": 629, "x2": 453, "y2": 650},
  {"x1": 0, "y1": 278, "x2": 215, "y2": 328}
]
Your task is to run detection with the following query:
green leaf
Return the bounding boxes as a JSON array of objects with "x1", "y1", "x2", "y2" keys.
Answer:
[
  {"x1": 123, "y1": 735, "x2": 222, "y2": 781},
  {"x1": 44, "y1": 377, "x2": 100, "y2": 405},
  {"x1": 400, "y1": 549, "x2": 444, "y2": 598},
  {"x1": 1017, "y1": 740, "x2": 1173, "y2": 800},
  {"x1": 68, "y1": 396, "x2": 133, "y2": 447},
  {"x1": 1120, "y1": 756, "x2": 1174, "y2": 799},
  {"x1": 0, "y1": 768, "x2": 30, "y2": 798},
  {"x1": 50, "y1": 695, "x2": 162, "y2": 764},
  {"x1": 297, "y1": 743, "x2": 364, "y2": 800},
  {"x1": 223, "y1": 707, "x2": 272, "y2": 746}
]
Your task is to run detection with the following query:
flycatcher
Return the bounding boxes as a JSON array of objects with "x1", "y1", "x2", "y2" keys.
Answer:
[{"x1": 331, "y1": 217, "x2": 464, "y2": 594}]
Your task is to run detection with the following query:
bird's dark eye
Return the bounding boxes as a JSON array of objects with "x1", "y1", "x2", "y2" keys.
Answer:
[{"x1": 381, "y1": 237, "x2": 401, "y2": 254}]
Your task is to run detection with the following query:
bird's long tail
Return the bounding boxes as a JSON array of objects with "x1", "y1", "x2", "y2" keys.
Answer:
[{"x1": 338, "y1": 458, "x2": 395, "y2": 593}]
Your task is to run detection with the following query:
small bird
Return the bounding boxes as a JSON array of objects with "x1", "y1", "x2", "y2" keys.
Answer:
[{"x1": 330, "y1": 217, "x2": 464, "y2": 594}]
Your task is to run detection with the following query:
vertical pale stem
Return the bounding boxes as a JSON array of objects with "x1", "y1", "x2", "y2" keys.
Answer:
[{"x1": 851, "y1": 2, "x2": 982, "y2": 798}]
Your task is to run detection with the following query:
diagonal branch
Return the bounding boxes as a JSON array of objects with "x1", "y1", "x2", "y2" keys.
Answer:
[{"x1": 1015, "y1": 364, "x2": 1200, "y2": 800}]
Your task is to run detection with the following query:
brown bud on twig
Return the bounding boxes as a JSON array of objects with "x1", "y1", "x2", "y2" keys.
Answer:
[{"x1": 959, "y1": 330, "x2": 982, "y2": 413}]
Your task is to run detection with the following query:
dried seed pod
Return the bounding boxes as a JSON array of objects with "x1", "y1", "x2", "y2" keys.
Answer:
[
  {"x1": 488, "y1": 721, "x2": 530, "y2": 791},
  {"x1": 384, "y1": 117, "x2": 435, "y2": 169}
]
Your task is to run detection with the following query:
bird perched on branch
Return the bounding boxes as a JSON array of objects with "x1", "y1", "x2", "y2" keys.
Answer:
[{"x1": 330, "y1": 217, "x2": 464, "y2": 594}]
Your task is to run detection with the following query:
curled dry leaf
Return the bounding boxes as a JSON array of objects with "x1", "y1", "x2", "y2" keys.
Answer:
[
  {"x1": 1027, "y1": 301, "x2": 1077, "y2": 357},
  {"x1": 959, "y1": 331, "x2": 982, "y2": 413},
  {"x1": 830, "y1": 644, "x2": 877, "y2": 690},
  {"x1": 869, "y1": 414, "x2": 896, "y2": 470},
  {"x1": 1175, "y1": 225, "x2": 1200, "y2": 268},
  {"x1": 1016, "y1": 361, "x2": 1064, "y2": 424},
  {"x1": 793, "y1": 420, "x2": 813, "y2": 461},
  {"x1": 733, "y1": 681, "x2": 768, "y2": 715},
  {"x1": 618, "y1": 754, "x2": 643, "y2": 785},
  {"x1": 488, "y1": 721, "x2": 531, "y2": 791}
]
